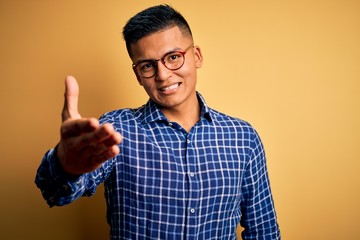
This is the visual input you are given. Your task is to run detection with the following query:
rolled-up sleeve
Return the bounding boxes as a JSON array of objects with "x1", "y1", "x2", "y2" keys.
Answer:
[
  {"x1": 240, "y1": 129, "x2": 281, "y2": 239},
  {"x1": 35, "y1": 147, "x2": 98, "y2": 207}
]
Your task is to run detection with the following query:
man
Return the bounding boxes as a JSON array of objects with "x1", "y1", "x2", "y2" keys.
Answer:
[{"x1": 35, "y1": 4, "x2": 280, "y2": 239}]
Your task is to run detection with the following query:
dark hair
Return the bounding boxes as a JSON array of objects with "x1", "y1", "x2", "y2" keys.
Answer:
[{"x1": 123, "y1": 4, "x2": 193, "y2": 57}]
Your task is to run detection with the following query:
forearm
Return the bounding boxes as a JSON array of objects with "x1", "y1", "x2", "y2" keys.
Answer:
[
  {"x1": 34, "y1": 147, "x2": 91, "y2": 207},
  {"x1": 240, "y1": 129, "x2": 281, "y2": 239},
  {"x1": 240, "y1": 177, "x2": 281, "y2": 240}
]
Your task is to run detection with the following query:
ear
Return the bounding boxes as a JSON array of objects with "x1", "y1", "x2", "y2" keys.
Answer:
[
  {"x1": 133, "y1": 68, "x2": 143, "y2": 86},
  {"x1": 194, "y1": 46, "x2": 203, "y2": 68}
]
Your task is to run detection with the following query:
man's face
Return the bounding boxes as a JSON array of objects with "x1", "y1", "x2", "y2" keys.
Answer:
[{"x1": 130, "y1": 26, "x2": 203, "y2": 111}]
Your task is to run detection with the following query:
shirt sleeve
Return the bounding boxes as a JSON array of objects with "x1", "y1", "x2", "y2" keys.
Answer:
[
  {"x1": 239, "y1": 128, "x2": 281, "y2": 239},
  {"x1": 34, "y1": 146, "x2": 113, "y2": 207}
]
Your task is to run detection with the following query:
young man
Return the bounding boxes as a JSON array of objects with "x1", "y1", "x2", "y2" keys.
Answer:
[{"x1": 35, "y1": 4, "x2": 280, "y2": 239}]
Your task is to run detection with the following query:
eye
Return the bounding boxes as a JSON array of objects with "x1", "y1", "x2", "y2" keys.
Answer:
[
  {"x1": 139, "y1": 61, "x2": 155, "y2": 72},
  {"x1": 166, "y1": 52, "x2": 182, "y2": 62}
]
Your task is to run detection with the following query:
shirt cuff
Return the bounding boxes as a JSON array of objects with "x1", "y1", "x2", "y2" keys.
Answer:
[{"x1": 35, "y1": 145, "x2": 86, "y2": 207}]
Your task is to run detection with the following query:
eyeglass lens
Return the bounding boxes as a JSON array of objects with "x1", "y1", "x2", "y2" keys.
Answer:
[{"x1": 134, "y1": 45, "x2": 193, "y2": 78}]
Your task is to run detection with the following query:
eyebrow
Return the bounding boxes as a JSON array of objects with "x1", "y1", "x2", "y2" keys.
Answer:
[{"x1": 133, "y1": 47, "x2": 183, "y2": 65}]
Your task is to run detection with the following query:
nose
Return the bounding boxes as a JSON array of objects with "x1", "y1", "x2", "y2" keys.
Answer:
[{"x1": 155, "y1": 61, "x2": 172, "y2": 81}]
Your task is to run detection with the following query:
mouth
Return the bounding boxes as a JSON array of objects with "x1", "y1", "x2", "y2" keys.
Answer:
[{"x1": 159, "y1": 83, "x2": 181, "y2": 92}]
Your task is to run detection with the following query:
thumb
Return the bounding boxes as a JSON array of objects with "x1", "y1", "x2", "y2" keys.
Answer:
[{"x1": 62, "y1": 75, "x2": 81, "y2": 121}]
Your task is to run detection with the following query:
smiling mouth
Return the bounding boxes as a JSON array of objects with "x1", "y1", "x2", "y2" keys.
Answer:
[{"x1": 160, "y1": 83, "x2": 180, "y2": 92}]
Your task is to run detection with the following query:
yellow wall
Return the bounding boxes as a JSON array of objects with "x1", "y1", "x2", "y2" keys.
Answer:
[{"x1": 1, "y1": 1, "x2": 359, "y2": 239}]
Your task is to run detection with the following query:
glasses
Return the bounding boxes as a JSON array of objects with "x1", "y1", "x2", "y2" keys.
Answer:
[{"x1": 132, "y1": 45, "x2": 194, "y2": 78}]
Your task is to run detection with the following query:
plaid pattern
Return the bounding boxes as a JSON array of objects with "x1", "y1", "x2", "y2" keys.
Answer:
[{"x1": 35, "y1": 93, "x2": 280, "y2": 239}]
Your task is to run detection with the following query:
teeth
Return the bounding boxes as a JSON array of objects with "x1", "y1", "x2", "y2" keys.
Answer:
[{"x1": 162, "y1": 83, "x2": 179, "y2": 91}]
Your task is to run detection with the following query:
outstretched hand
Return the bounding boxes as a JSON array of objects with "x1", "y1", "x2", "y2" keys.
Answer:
[{"x1": 57, "y1": 76, "x2": 122, "y2": 176}]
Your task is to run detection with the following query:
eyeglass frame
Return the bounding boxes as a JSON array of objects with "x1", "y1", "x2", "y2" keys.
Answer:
[{"x1": 132, "y1": 44, "x2": 195, "y2": 79}]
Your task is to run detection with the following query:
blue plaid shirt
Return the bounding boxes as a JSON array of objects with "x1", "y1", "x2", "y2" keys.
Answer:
[{"x1": 36, "y1": 93, "x2": 280, "y2": 239}]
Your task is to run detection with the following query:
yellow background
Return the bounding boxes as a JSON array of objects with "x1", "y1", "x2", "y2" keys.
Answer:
[{"x1": 1, "y1": 0, "x2": 359, "y2": 239}]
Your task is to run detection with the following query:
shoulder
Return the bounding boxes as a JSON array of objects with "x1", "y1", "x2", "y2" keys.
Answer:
[
  {"x1": 99, "y1": 105, "x2": 146, "y2": 126},
  {"x1": 208, "y1": 108, "x2": 263, "y2": 141},
  {"x1": 209, "y1": 108, "x2": 253, "y2": 129}
]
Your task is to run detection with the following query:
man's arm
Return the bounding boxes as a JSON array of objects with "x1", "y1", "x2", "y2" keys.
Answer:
[
  {"x1": 240, "y1": 128, "x2": 281, "y2": 239},
  {"x1": 35, "y1": 76, "x2": 122, "y2": 206},
  {"x1": 58, "y1": 76, "x2": 122, "y2": 176},
  {"x1": 35, "y1": 147, "x2": 89, "y2": 206}
]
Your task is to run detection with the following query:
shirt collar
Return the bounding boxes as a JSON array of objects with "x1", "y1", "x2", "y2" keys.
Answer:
[{"x1": 140, "y1": 92, "x2": 212, "y2": 124}]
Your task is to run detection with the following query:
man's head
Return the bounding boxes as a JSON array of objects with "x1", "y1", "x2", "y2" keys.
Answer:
[
  {"x1": 123, "y1": 4, "x2": 193, "y2": 58},
  {"x1": 122, "y1": 5, "x2": 203, "y2": 112}
]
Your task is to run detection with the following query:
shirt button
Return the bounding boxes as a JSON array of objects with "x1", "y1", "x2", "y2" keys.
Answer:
[
  {"x1": 190, "y1": 208, "x2": 195, "y2": 214},
  {"x1": 168, "y1": 122, "x2": 173, "y2": 126},
  {"x1": 189, "y1": 172, "x2": 195, "y2": 177},
  {"x1": 187, "y1": 139, "x2": 191, "y2": 144}
]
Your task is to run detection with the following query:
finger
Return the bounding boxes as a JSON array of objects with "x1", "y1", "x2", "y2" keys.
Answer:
[
  {"x1": 90, "y1": 131, "x2": 122, "y2": 154},
  {"x1": 61, "y1": 118, "x2": 100, "y2": 138},
  {"x1": 58, "y1": 143, "x2": 120, "y2": 176},
  {"x1": 92, "y1": 123, "x2": 119, "y2": 142},
  {"x1": 62, "y1": 75, "x2": 81, "y2": 122},
  {"x1": 63, "y1": 122, "x2": 120, "y2": 151},
  {"x1": 79, "y1": 123, "x2": 120, "y2": 146},
  {"x1": 102, "y1": 131, "x2": 122, "y2": 147},
  {"x1": 89, "y1": 145, "x2": 120, "y2": 164},
  {"x1": 79, "y1": 124, "x2": 122, "y2": 151}
]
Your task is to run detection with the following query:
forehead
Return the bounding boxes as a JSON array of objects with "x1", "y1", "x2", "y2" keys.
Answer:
[{"x1": 130, "y1": 26, "x2": 192, "y2": 61}]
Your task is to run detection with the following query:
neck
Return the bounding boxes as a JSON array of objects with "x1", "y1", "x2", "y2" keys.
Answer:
[{"x1": 160, "y1": 98, "x2": 201, "y2": 133}]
